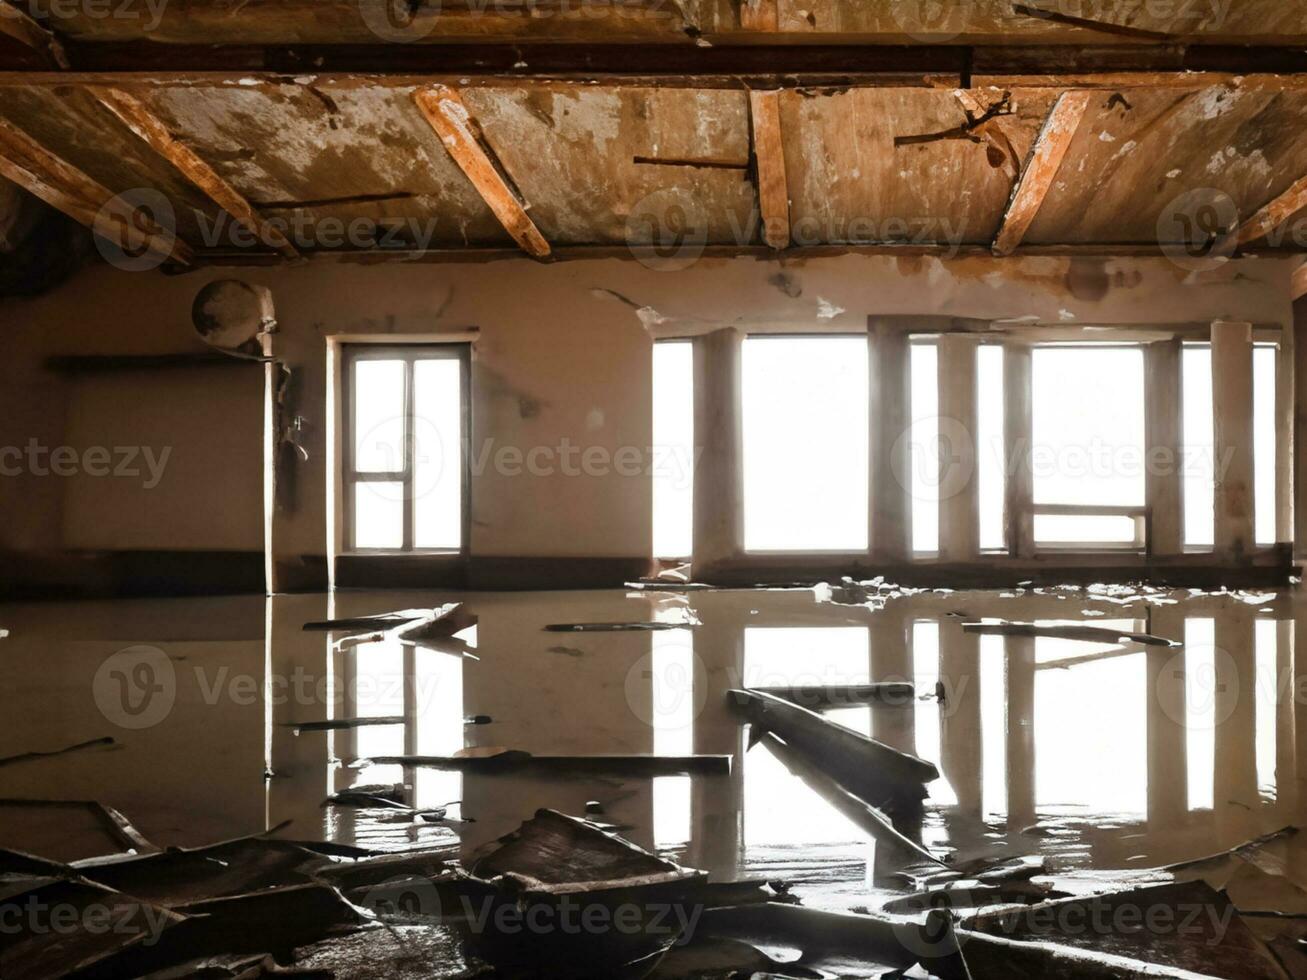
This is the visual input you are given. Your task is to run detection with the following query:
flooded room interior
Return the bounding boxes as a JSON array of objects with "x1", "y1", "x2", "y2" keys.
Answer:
[{"x1": 7, "y1": 1, "x2": 1307, "y2": 977}]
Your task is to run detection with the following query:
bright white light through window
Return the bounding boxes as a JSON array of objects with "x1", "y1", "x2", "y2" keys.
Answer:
[
  {"x1": 347, "y1": 347, "x2": 466, "y2": 552},
  {"x1": 743, "y1": 337, "x2": 868, "y2": 551},
  {"x1": 414, "y1": 359, "x2": 463, "y2": 550},
  {"x1": 1254, "y1": 345, "x2": 1276, "y2": 546},
  {"x1": 652, "y1": 342, "x2": 694, "y2": 559},
  {"x1": 1032, "y1": 346, "x2": 1145, "y2": 545},
  {"x1": 977, "y1": 345, "x2": 1005, "y2": 551},
  {"x1": 909, "y1": 343, "x2": 938, "y2": 554},
  {"x1": 1183, "y1": 346, "x2": 1214, "y2": 549}
]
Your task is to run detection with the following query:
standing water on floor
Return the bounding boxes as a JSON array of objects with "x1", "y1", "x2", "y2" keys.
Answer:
[{"x1": 3, "y1": 582, "x2": 1307, "y2": 964}]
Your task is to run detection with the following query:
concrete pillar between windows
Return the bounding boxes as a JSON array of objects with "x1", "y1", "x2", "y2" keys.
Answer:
[
  {"x1": 692, "y1": 327, "x2": 744, "y2": 574},
  {"x1": 1211, "y1": 320, "x2": 1255, "y2": 560},
  {"x1": 937, "y1": 334, "x2": 980, "y2": 562}
]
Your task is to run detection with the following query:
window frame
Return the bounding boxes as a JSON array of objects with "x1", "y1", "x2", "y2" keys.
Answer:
[
  {"x1": 341, "y1": 342, "x2": 471, "y2": 555},
  {"x1": 1027, "y1": 341, "x2": 1148, "y2": 554}
]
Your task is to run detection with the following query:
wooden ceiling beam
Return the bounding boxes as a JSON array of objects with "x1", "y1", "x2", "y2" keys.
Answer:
[
  {"x1": 1236, "y1": 173, "x2": 1307, "y2": 248},
  {"x1": 992, "y1": 90, "x2": 1090, "y2": 257},
  {"x1": 0, "y1": 0, "x2": 68, "y2": 68},
  {"x1": 89, "y1": 86, "x2": 300, "y2": 259},
  {"x1": 748, "y1": 89, "x2": 789, "y2": 249},
  {"x1": 412, "y1": 85, "x2": 550, "y2": 259},
  {"x1": 0, "y1": 116, "x2": 191, "y2": 265}
]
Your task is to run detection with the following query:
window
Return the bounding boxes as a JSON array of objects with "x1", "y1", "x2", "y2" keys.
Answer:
[
  {"x1": 652, "y1": 341, "x2": 694, "y2": 559},
  {"x1": 344, "y1": 345, "x2": 468, "y2": 553},
  {"x1": 1031, "y1": 345, "x2": 1146, "y2": 549},
  {"x1": 742, "y1": 336, "x2": 868, "y2": 551}
]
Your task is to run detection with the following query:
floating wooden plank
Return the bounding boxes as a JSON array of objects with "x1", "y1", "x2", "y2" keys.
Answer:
[
  {"x1": 1236, "y1": 173, "x2": 1307, "y2": 247},
  {"x1": 752, "y1": 683, "x2": 916, "y2": 709},
  {"x1": 362, "y1": 750, "x2": 730, "y2": 776},
  {"x1": 543, "y1": 619, "x2": 699, "y2": 632},
  {"x1": 0, "y1": 735, "x2": 116, "y2": 768},
  {"x1": 728, "y1": 689, "x2": 938, "y2": 805},
  {"x1": 757, "y1": 733, "x2": 946, "y2": 869},
  {"x1": 412, "y1": 85, "x2": 550, "y2": 258},
  {"x1": 0, "y1": 116, "x2": 191, "y2": 264},
  {"x1": 748, "y1": 90, "x2": 789, "y2": 249},
  {"x1": 992, "y1": 90, "x2": 1091, "y2": 256},
  {"x1": 282, "y1": 716, "x2": 404, "y2": 733},
  {"x1": 89, "y1": 87, "x2": 301, "y2": 259},
  {"x1": 962, "y1": 619, "x2": 1180, "y2": 647},
  {"x1": 0, "y1": 0, "x2": 68, "y2": 68}
]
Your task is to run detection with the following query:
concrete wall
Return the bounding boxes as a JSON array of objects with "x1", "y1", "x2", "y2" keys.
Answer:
[{"x1": 0, "y1": 251, "x2": 1295, "y2": 592}]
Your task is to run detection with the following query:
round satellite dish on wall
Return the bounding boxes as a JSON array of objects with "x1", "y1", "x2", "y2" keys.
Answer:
[{"x1": 192, "y1": 279, "x2": 275, "y2": 358}]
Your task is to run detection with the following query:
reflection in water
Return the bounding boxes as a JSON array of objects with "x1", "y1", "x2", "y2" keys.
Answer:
[{"x1": 0, "y1": 585, "x2": 1302, "y2": 904}]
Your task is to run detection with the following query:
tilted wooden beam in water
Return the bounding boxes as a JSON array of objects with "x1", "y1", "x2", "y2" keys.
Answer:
[
  {"x1": 362, "y1": 749, "x2": 730, "y2": 776},
  {"x1": 961, "y1": 620, "x2": 1180, "y2": 647},
  {"x1": 756, "y1": 732, "x2": 946, "y2": 870},
  {"x1": 281, "y1": 716, "x2": 404, "y2": 733},
  {"x1": 728, "y1": 689, "x2": 938, "y2": 805},
  {"x1": 753, "y1": 682, "x2": 916, "y2": 710},
  {"x1": 543, "y1": 619, "x2": 700, "y2": 632}
]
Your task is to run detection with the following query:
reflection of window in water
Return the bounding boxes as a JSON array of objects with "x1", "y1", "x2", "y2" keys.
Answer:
[
  {"x1": 1186, "y1": 618, "x2": 1215, "y2": 812},
  {"x1": 652, "y1": 629, "x2": 695, "y2": 851},
  {"x1": 742, "y1": 627, "x2": 871, "y2": 849},
  {"x1": 1034, "y1": 623, "x2": 1147, "y2": 818}
]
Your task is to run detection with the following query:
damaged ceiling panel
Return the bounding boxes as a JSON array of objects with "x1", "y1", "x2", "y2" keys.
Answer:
[
  {"x1": 0, "y1": 86, "x2": 226, "y2": 245},
  {"x1": 1024, "y1": 84, "x2": 1307, "y2": 244},
  {"x1": 1, "y1": 73, "x2": 1307, "y2": 260},
  {"x1": 782, "y1": 86, "x2": 1053, "y2": 246},
  {"x1": 142, "y1": 82, "x2": 513, "y2": 250},
  {"x1": 467, "y1": 85, "x2": 756, "y2": 245}
]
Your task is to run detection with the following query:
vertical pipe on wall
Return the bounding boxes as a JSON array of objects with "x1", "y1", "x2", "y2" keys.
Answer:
[
  {"x1": 1212, "y1": 320, "x2": 1255, "y2": 559},
  {"x1": 692, "y1": 327, "x2": 744, "y2": 574},
  {"x1": 1146, "y1": 338, "x2": 1184, "y2": 557},
  {"x1": 1003, "y1": 343, "x2": 1034, "y2": 558},
  {"x1": 868, "y1": 320, "x2": 913, "y2": 561},
  {"x1": 937, "y1": 334, "x2": 979, "y2": 561}
]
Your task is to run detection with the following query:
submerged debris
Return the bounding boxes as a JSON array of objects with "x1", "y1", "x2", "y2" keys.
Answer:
[
  {"x1": 360, "y1": 749, "x2": 729, "y2": 777},
  {"x1": 728, "y1": 688, "x2": 938, "y2": 807},
  {"x1": 753, "y1": 682, "x2": 916, "y2": 710},
  {"x1": 962, "y1": 618, "x2": 1180, "y2": 647},
  {"x1": 0, "y1": 735, "x2": 117, "y2": 768}
]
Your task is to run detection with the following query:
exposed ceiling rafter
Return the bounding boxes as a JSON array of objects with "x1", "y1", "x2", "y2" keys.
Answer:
[
  {"x1": 1235, "y1": 173, "x2": 1307, "y2": 248},
  {"x1": 0, "y1": 116, "x2": 191, "y2": 265},
  {"x1": 748, "y1": 89, "x2": 790, "y2": 249},
  {"x1": 90, "y1": 86, "x2": 301, "y2": 260},
  {"x1": 992, "y1": 90, "x2": 1091, "y2": 256},
  {"x1": 0, "y1": 0, "x2": 67, "y2": 68},
  {"x1": 412, "y1": 85, "x2": 550, "y2": 260}
]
